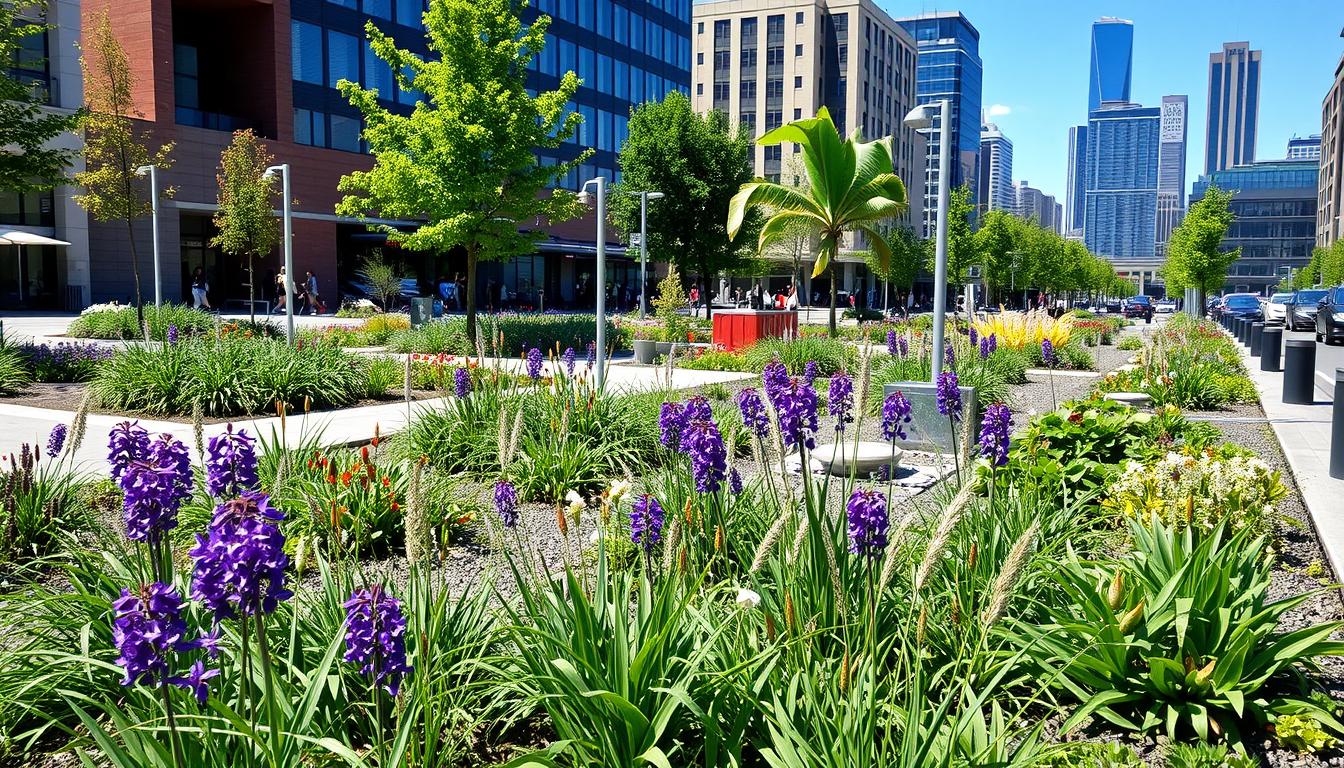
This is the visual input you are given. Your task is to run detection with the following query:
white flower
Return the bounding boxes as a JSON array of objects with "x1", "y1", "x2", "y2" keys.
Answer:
[
  {"x1": 607, "y1": 479, "x2": 632, "y2": 505},
  {"x1": 565, "y1": 490, "x2": 586, "y2": 518},
  {"x1": 734, "y1": 588, "x2": 761, "y2": 609}
]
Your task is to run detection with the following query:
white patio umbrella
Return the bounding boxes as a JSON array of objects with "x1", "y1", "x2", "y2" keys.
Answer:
[{"x1": 0, "y1": 229, "x2": 71, "y2": 303}]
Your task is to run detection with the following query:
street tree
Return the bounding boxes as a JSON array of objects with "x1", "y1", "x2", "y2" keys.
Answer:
[
  {"x1": 728, "y1": 106, "x2": 908, "y2": 336},
  {"x1": 925, "y1": 183, "x2": 977, "y2": 286},
  {"x1": 1162, "y1": 185, "x2": 1240, "y2": 311},
  {"x1": 0, "y1": 0, "x2": 78, "y2": 193},
  {"x1": 861, "y1": 225, "x2": 922, "y2": 311},
  {"x1": 974, "y1": 209, "x2": 1017, "y2": 302},
  {"x1": 337, "y1": 0, "x2": 586, "y2": 341},
  {"x1": 210, "y1": 129, "x2": 278, "y2": 324},
  {"x1": 357, "y1": 251, "x2": 408, "y2": 312},
  {"x1": 609, "y1": 92, "x2": 760, "y2": 319},
  {"x1": 75, "y1": 9, "x2": 174, "y2": 331}
]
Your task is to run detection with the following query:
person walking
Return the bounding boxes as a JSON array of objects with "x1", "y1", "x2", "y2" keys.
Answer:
[
  {"x1": 304, "y1": 270, "x2": 325, "y2": 315},
  {"x1": 786, "y1": 284, "x2": 799, "y2": 310},
  {"x1": 273, "y1": 267, "x2": 288, "y2": 314},
  {"x1": 191, "y1": 267, "x2": 212, "y2": 310},
  {"x1": 689, "y1": 286, "x2": 700, "y2": 318}
]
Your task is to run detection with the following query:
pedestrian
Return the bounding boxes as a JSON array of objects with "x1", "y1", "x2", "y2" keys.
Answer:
[
  {"x1": 305, "y1": 270, "x2": 325, "y2": 315},
  {"x1": 191, "y1": 267, "x2": 212, "y2": 310},
  {"x1": 438, "y1": 275, "x2": 454, "y2": 310},
  {"x1": 689, "y1": 286, "x2": 699, "y2": 317},
  {"x1": 273, "y1": 267, "x2": 288, "y2": 314}
]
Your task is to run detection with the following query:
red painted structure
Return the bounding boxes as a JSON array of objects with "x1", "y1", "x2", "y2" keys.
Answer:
[{"x1": 711, "y1": 309, "x2": 799, "y2": 352}]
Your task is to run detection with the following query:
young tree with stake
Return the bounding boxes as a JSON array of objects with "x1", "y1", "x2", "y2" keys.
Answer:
[{"x1": 210, "y1": 130, "x2": 279, "y2": 325}]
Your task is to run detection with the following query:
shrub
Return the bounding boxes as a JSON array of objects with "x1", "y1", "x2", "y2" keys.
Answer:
[
  {"x1": 0, "y1": 344, "x2": 32, "y2": 395},
  {"x1": 0, "y1": 442, "x2": 85, "y2": 569},
  {"x1": 1164, "y1": 743, "x2": 1258, "y2": 768},
  {"x1": 286, "y1": 442, "x2": 408, "y2": 556},
  {"x1": 1117, "y1": 336, "x2": 1144, "y2": 351},
  {"x1": 66, "y1": 304, "x2": 215, "y2": 341},
  {"x1": 15, "y1": 342, "x2": 114, "y2": 382},
  {"x1": 334, "y1": 299, "x2": 381, "y2": 318},
  {"x1": 678, "y1": 349, "x2": 753, "y2": 372},
  {"x1": 1035, "y1": 742, "x2": 1142, "y2": 767},
  {"x1": 362, "y1": 356, "x2": 405, "y2": 399},
  {"x1": 1275, "y1": 713, "x2": 1339, "y2": 753},
  {"x1": 1106, "y1": 449, "x2": 1286, "y2": 537},
  {"x1": 360, "y1": 313, "x2": 411, "y2": 344},
  {"x1": 973, "y1": 309, "x2": 1076, "y2": 350},
  {"x1": 1010, "y1": 518, "x2": 1344, "y2": 747},
  {"x1": 743, "y1": 336, "x2": 852, "y2": 375},
  {"x1": 388, "y1": 314, "x2": 617, "y2": 356}
]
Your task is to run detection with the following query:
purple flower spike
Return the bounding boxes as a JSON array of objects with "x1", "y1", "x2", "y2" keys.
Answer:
[
  {"x1": 454, "y1": 367, "x2": 472, "y2": 398},
  {"x1": 969, "y1": 326, "x2": 979, "y2": 348},
  {"x1": 936, "y1": 371, "x2": 962, "y2": 423},
  {"x1": 121, "y1": 461, "x2": 184, "y2": 541},
  {"x1": 736, "y1": 388, "x2": 769, "y2": 438},
  {"x1": 343, "y1": 585, "x2": 412, "y2": 696},
  {"x1": 828, "y1": 373, "x2": 854, "y2": 431},
  {"x1": 112, "y1": 582, "x2": 193, "y2": 688},
  {"x1": 979, "y1": 333, "x2": 997, "y2": 360},
  {"x1": 494, "y1": 480, "x2": 519, "y2": 528},
  {"x1": 189, "y1": 491, "x2": 292, "y2": 621},
  {"x1": 206, "y1": 424, "x2": 258, "y2": 498},
  {"x1": 777, "y1": 377, "x2": 819, "y2": 450},
  {"x1": 683, "y1": 395, "x2": 713, "y2": 424},
  {"x1": 977, "y1": 402, "x2": 1013, "y2": 467},
  {"x1": 803, "y1": 360, "x2": 819, "y2": 385},
  {"x1": 881, "y1": 391, "x2": 912, "y2": 442},
  {"x1": 47, "y1": 424, "x2": 67, "y2": 456},
  {"x1": 658, "y1": 401, "x2": 686, "y2": 451},
  {"x1": 167, "y1": 324, "x2": 179, "y2": 346},
  {"x1": 562, "y1": 347, "x2": 576, "y2": 376},
  {"x1": 728, "y1": 466, "x2": 743, "y2": 495},
  {"x1": 944, "y1": 342, "x2": 955, "y2": 368},
  {"x1": 683, "y1": 418, "x2": 727, "y2": 494},
  {"x1": 586, "y1": 341, "x2": 596, "y2": 369},
  {"x1": 1041, "y1": 339, "x2": 1057, "y2": 368},
  {"x1": 886, "y1": 329, "x2": 900, "y2": 357},
  {"x1": 526, "y1": 347, "x2": 544, "y2": 380},
  {"x1": 762, "y1": 359, "x2": 789, "y2": 407},
  {"x1": 630, "y1": 494, "x2": 665, "y2": 553},
  {"x1": 108, "y1": 421, "x2": 150, "y2": 482},
  {"x1": 846, "y1": 488, "x2": 889, "y2": 557}
]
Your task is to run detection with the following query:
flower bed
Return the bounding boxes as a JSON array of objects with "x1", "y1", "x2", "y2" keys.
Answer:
[
  {"x1": 66, "y1": 304, "x2": 216, "y2": 341},
  {"x1": 386, "y1": 313, "x2": 620, "y2": 356}
]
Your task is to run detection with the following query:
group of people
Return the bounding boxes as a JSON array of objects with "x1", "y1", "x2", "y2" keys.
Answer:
[{"x1": 187, "y1": 266, "x2": 324, "y2": 315}]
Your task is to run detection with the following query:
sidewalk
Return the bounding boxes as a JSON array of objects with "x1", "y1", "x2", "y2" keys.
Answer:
[{"x1": 1239, "y1": 338, "x2": 1344, "y2": 579}]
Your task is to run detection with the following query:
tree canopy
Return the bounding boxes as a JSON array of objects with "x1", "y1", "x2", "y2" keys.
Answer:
[
  {"x1": 1162, "y1": 185, "x2": 1240, "y2": 306},
  {"x1": 211, "y1": 130, "x2": 279, "y2": 323},
  {"x1": 924, "y1": 183, "x2": 977, "y2": 285},
  {"x1": 0, "y1": 0, "x2": 78, "y2": 193},
  {"x1": 337, "y1": 0, "x2": 586, "y2": 340}
]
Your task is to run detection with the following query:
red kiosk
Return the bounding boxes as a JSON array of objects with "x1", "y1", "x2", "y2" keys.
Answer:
[{"x1": 711, "y1": 309, "x2": 799, "y2": 352}]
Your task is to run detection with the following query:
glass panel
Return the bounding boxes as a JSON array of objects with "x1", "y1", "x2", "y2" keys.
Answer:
[
  {"x1": 395, "y1": 0, "x2": 422, "y2": 27},
  {"x1": 291, "y1": 21, "x2": 324, "y2": 84},
  {"x1": 327, "y1": 29, "x2": 359, "y2": 88},
  {"x1": 364, "y1": 45, "x2": 394, "y2": 97},
  {"x1": 365, "y1": 0, "x2": 391, "y2": 18},
  {"x1": 330, "y1": 115, "x2": 361, "y2": 151}
]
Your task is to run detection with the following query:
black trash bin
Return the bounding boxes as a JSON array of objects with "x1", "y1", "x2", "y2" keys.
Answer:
[{"x1": 1283, "y1": 340, "x2": 1317, "y2": 405}]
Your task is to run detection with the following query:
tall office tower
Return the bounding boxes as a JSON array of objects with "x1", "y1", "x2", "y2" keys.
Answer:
[
  {"x1": 692, "y1": 0, "x2": 923, "y2": 293},
  {"x1": 895, "y1": 11, "x2": 983, "y2": 237},
  {"x1": 1155, "y1": 95, "x2": 1188, "y2": 256},
  {"x1": 1205, "y1": 42, "x2": 1262, "y2": 174},
  {"x1": 1040, "y1": 193, "x2": 1060, "y2": 233},
  {"x1": 1287, "y1": 135, "x2": 1322, "y2": 161},
  {"x1": 1011, "y1": 180, "x2": 1044, "y2": 222},
  {"x1": 85, "y1": 0, "x2": 691, "y2": 308},
  {"x1": 1323, "y1": 43, "x2": 1344, "y2": 247},
  {"x1": 977, "y1": 121, "x2": 1013, "y2": 214},
  {"x1": 1064, "y1": 125, "x2": 1087, "y2": 235},
  {"x1": 1088, "y1": 18, "x2": 1133, "y2": 111},
  {"x1": 1085, "y1": 102, "x2": 1160, "y2": 260}
]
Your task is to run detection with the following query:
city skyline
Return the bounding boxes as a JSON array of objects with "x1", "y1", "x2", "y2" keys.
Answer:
[{"x1": 880, "y1": 0, "x2": 1342, "y2": 204}]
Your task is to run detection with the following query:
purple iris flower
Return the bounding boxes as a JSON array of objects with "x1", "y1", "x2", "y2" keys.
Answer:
[
  {"x1": 828, "y1": 373, "x2": 854, "y2": 431},
  {"x1": 846, "y1": 488, "x2": 888, "y2": 557},
  {"x1": 189, "y1": 491, "x2": 292, "y2": 621},
  {"x1": 343, "y1": 585, "x2": 412, "y2": 696},
  {"x1": 630, "y1": 494, "x2": 665, "y2": 553},
  {"x1": 977, "y1": 403, "x2": 1013, "y2": 467},
  {"x1": 454, "y1": 366, "x2": 472, "y2": 398},
  {"x1": 683, "y1": 418, "x2": 728, "y2": 493},
  {"x1": 494, "y1": 480, "x2": 519, "y2": 528},
  {"x1": 881, "y1": 391, "x2": 912, "y2": 442},
  {"x1": 736, "y1": 387, "x2": 769, "y2": 438},
  {"x1": 205, "y1": 424, "x2": 258, "y2": 498},
  {"x1": 936, "y1": 371, "x2": 962, "y2": 423}
]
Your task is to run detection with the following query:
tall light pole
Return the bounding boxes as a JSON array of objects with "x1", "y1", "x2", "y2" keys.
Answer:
[
  {"x1": 134, "y1": 165, "x2": 162, "y2": 306},
  {"x1": 904, "y1": 99, "x2": 951, "y2": 382},
  {"x1": 630, "y1": 190, "x2": 664, "y2": 320},
  {"x1": 262, "y1": 164, "x2": 294, "y2": 345},
  {"x1": 579, "y1": 176, "x2": 608, "y2": 389}
]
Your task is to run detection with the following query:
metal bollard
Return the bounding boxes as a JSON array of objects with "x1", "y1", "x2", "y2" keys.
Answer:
[
  {"x1": 1249, "y1": 322, "x2": 1264, "y2": 357},
  {"x1": 1333, "y1": 368, "x2": 1344, "y2": 480},
  {"x1": 1283, "y1": 340, "x2": 1317, "y2": 405},
  {"x1": 1238, "y1": 317, "x2": 1250, "y2": 344},
  {"x1": 1261, "y1": 325, "x2": 1283, "y2": 371}
]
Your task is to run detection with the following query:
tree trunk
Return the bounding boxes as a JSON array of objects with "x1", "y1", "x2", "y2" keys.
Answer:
[
  {"x1": 828, "y1": 264, "x2": 838, "y2": 338},
  {"x1": 126, "y1": 216, "x2": 145, "y2": 339},
  {"x1": 465, "y1": 245, "x2": 479, "y2": 343},
  {"x1": 247, "y1": 255, "x2": 256, "y2": 325}
]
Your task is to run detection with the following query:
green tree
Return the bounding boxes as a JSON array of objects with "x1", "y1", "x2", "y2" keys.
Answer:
[
  {"x1": 1162, "y1": 185, "x2": 1240, "y2": 310},
  {"x1": 974, "y1": 209, "x2": 1018, "y2": 301},
  {"x1": 210, "y1": 129, "x2": 278, "y2": 324},
  {"x1": 0, "y1": 0, "x2": 78, "y2": 193},
  {"x1": 74, "y1": 9, "x2": 174, "y2": 331},
  {"x1": 727, "y1": 107, "x2": 908, "y2": 336},
  {"x1": 861, "y1": 225, "x2": 922, "y2": 309},
  {"x1": 357, "y1": 251, "x2": 408, "y2": 312},
  {"x1": 336, "y1": 0, "x2": 586, "y2": 342},
  {"x1": 756, "y1": 152, "x2": 816, "y2": 302},
  {"x1": 609, "y1": 92, "x2": 759, "y2": 320},
  {"x1": 925, "y1": 183, "x2": 977, "y2": 287}
]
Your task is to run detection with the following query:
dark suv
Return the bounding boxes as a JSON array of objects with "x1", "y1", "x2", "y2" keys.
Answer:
[
  {"x1": 1215, "y1": 293, "x2": 1264, "y2": 322},
  {"x1": 1286, "y1": 289, "x2": 1329, "y2": 331},
  {"x1": 1316, "y1": 287, "x2": 1344, "y2": 345},
  {"x1": 1124, "y1": 295, "x2": 1154, "y2": 322}
]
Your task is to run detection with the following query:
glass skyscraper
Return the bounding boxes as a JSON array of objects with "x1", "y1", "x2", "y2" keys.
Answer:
[
  {"x1": 1204, "y1": 42, "x2": 1261, "y2": 175},
  {"x1": 1085, "y1": 103, "x2": 1160, "y2": 260},
  {"x1": 1065, "y1": 125, "x2": 1087, "y2": 235},
  {"x1": 896, "y1": 12, "x2": 982, "y2": 237},
  {"x1": 1088, "y1": 18, "x2": 1133, "y2": 111}
]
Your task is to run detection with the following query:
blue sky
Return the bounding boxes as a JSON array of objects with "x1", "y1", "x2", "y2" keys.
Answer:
[{"x1": 879, "y1": 0, "x2": 1344, "y2": 201}]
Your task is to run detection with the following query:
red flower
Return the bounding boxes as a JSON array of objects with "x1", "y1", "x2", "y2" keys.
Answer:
[{"x1": 341, "y1": 471, "x2": 352, "y2": 485}]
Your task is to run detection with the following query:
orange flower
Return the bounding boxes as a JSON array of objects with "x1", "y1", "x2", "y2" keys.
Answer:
[
  {"x1": 327, "y1": 474, "x2": 337, "y2": 484},
  {"x1": 390, "y1": 502, "x2": 400, "y2": 512},
  {"x1": 382, "y1": 476, "x2": 391, "y2": 488},
  {"x1": 361, "y1": 445, "x2": 370, "y2": 462},
  {"x1": 341, "y1": 471, "x2": 352, "y2": 485},
  {"x1": 306, "y1": 460, "x2": 314, "y2": 470}
]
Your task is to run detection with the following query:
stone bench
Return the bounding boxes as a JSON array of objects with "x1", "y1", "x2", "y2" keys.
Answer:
[{"x1": 1104, "y1": 391, "x2": 1152, "y2": 408}]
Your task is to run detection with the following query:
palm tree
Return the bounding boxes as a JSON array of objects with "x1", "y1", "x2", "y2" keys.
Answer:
[{"x1": 727, "y1": 107, "x2": 908, "y2": 336}]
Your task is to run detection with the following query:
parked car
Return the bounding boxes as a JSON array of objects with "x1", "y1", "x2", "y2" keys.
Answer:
[
  {"x1": 1285, "y1": 288, "x2": 1329, "y2": 331},
  {"x1": 1315, "y1": 286, "x2": 1344, "y2": 345},
  {"x1": 1124, "y1": 295, "x2": 1154, "y2": 322},
  {"x1": 1215, "y1": 293, "x2": 1265, "y2": 323},
  {"x1": 1104, "y1": 299, "x2": 1122, "y2": 314},
  {"x1": 1154, "y1": 298, "x2": 1177, "y2": 314},
  {"x1": 1264, "y1": 292, "x2": 1294, "y2": 324}
]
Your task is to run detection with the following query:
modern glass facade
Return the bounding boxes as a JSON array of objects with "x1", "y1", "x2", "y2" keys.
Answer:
[
  {"x1": 1286, "y1": 134, "x2": 1321, "y2": 161},
  {"x1": 1204, "y1": 42, "x2": 1260, "y2": 175},
  {"x1": 1065, "y1": 125, "x2": 1087, "y2": 234},
  {"x1": 977, "y1": 122, "x2": 1012, "y2": 214},
  {"x1": 896, "y1": 12, "x2": 982, "y2": 237},
  {"x1": 1084, "y1": 103, "x2": 1159, "y2": 260},
  {"x1": 1088, "y1": 18, "x2": 1132, "y2": 112},
  {"x1": 1191, "y1": 160, "x2": 1318, "y2": 293}
]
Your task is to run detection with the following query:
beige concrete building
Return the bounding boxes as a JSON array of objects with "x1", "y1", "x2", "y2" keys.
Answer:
[
  {"x1": 1320, "y1": 45, "x2": 1344, "y2": 248},
  {"x1": 691, "y1": 0, "x2": 923, "y2": 303}
]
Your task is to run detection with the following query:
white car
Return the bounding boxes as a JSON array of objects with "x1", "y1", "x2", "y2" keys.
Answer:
[
  {"x1": 1264, "y1": 292, "x2": 1293, "y2": 324},
  {"x1": 1154, "y1": 299, "x2": 1177, "y2": 314}
]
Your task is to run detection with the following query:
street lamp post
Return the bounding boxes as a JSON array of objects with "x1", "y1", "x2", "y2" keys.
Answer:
[
  {"x1": 134, "y1": 165, "x2": 161, "y2": 306},
  {"x1": 580, "y1": 176, "x2": 609, "y2": 389},
  {"x1": 262, "y1": 164, "x2": 294, "y2": 345},
  {"x1": 631, "y1": 190, "x2": 664, "y2": 320},
  {"x1": 904, "y1": 99, "x2": 952, "y2": 382}
]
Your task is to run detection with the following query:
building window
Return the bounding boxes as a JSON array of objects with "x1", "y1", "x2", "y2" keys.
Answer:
[
  {"x1": 330, "y1": 114, "x2": 362, "y2": 152},
  {"x1": 0, "y1": 189, "x2": 54, "y2": 227},
  {"x1": 7, "y1": 20, "x2": 50, "y2": 102},
  {"x1": 739, "y1": 111, "x2": 756, "y2": 133},
  {"x1": 795, "y1": 11, "x2": 803, "y2": 23},
  {"x1": 696, "y1": 52, "x2": 703, "y2": 65},
  {"x1": 174, "y1": 44, "x2": 199, "y2": 110},
  {"x1": 293, "y1": 108, "x2": 326, "y2": 147},
  {"x1": 794, "y1": 108, "x2": 801, "y2": 119},
  {"x1": 795, "y1": 43, "x2": 802, "y2": 57},
  {"x1": 326, "y1": 29, "x2": 359, "y2": 88},
  {"x1": 394, "y1": 0, "x2": 423, "y2": 27},
  {"x1": 697, "y1": 21, "x2": 703, "y2": 34},
  {"x1": 793, "y1": 75, "x2": 801, "y2": 88},
  {"x1": 696, "y1": 83, "x2": 703, "y2": 95},
  {"x1": 364, "y1": 45, "x2": 394, "y2": 98},
  {"x1": 326, "y1": 0, "x2": 355, "y2": 7},
  {"x1": 291, "y1": 21, "x2": 324, "y2": 84},
  {"x1": 364, "y1": 0, "x2": 391, "y2": 17}
]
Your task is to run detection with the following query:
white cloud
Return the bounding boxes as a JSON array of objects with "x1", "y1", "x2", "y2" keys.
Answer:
[{"x1": 987, "y1": 104, "x2": 1012, "y2": 117}]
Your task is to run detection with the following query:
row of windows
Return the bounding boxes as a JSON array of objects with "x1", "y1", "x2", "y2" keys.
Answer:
[
  {"x1": 699, "y1": 12, "x2": 802, "y2": 38},
  {"x1": 536, "y1": 0, "x2": 690, "y2": 27},
  {"x1": 322, "y1": 0, "x2": 426, "y2": 29},
  {"x1": 295, "y1": 108, "x2": 364, "y2": 153},
  {"x1": 292, "y1": 21, "x2": 420, "y2": 105},
  {"x1": 537, "y1": 1, "x2": 690, "y2": 69},
  {"x1": 540, "y1": 157, "x2": 623, "y2": 191},
  {"x1": 532, "y1": 34, "x2": 685, "y2": 104},
  {"x1": 6, "y1": 23, "x2": 50, "y2": 103}
]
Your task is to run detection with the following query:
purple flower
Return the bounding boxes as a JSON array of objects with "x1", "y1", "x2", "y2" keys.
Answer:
[
  {"x1": 776, "y1": 377, "x2": 819, "y2": 450},
  {"x1": 846, "y1": 488, "x2": 888, "y2": 557},
  {"x1": 979, "y1": 333, "x2": 997, "y2": 360},
  {"x1": 736, "y1": 388, "x2": 769, "y2": 438},
  {"x1": 526, "y1": 347, "x2": 544, "y2": 380},
  {"x1": 944, "y1": 342, "x2": 955, "y2": 368},
  {"x1": 494, "y1": 480, "x2": 519, "y2": 528},
  {"x1": 936, "y1": 371, "x2": 962, "y2": 423},
  {"x1": 658, "y1": 401, "x2": 685, "y2": 451},
  {"x1": 586, "y1": 341, "x2": 596, "y2": 369},
  {"x1": 683, "y1": 418, "x2": 727, "y2": 493},
  {"x1": 168, "y1": 659, "x2": 220, "y2": 705},
  {"x1": 977, "y1": 403, "x2": 1013, "y2": 467},
  {"x1": 108, "y1": 421, "x2": 150, "y2": 482},
  {"x1": 1041, "y1": 339, "x2": 1057, "y2": 368},
  {"x1": 803, "y1": 360, "x2": 819, "y2": 385},
  {"x1": 881, "y1": 391, "x2": 912, "y2": 442},
  {"x1": 762, "y1": 359, "x2": 789, "y2": 406},
  {"x1": 729, "y1": 467, "x2": 743, "y2": 495},
  {"x1": 454, "y1": 367, "x2": 472, "y2": 398},
  {"x1": 121, "y1": 461, "x2": 184, "y2": 541},
  {"x1": 969, "y1": 326, "x2": 979, "y2": 348},
  {"x1": 112, "y1": 582, "x2": 193, "y2": 688},
  {"x1": 562, "y1": 347, "x2": 576, "y2": 375},
  {"x1": 886, "y1": 329, "x2": 900, "y2": 357},
  {"x1": 630, "y1": 494, "x2": 665, "y2": 553},
  {"x1": 206, "y1": 424, "x2": 258, "y2": 498},
  {"x1": 683, "y1": 395, "x2": 713, "y2": 424},
  {"x1": 189, "y1": 491, "x2": 292, "y2": 621},
  {"x1": 167, "y1": 324, "x2": 179, "y2": 346},
  {"x1": 828, "y1": 373, "x2": 854, "y2": 431},
  {"x1": 343, "y1": 585, "x2": 412, "y2": 696},
  {"x1": 47, "y1": 424, "x2": 67, "y2": 456}
]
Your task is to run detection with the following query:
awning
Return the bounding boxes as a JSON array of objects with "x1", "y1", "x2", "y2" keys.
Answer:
[{"x1": 0, "y1": 230, "x2": 71, "y2": 247}]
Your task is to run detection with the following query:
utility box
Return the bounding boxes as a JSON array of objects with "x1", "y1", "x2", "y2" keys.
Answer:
[{"x1": 410, "y1": 297, "x2": 433, "y2": 327}]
